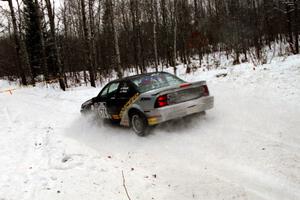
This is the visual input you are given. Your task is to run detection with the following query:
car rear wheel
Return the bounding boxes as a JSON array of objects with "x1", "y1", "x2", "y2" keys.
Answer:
[{"x1": 131, "y1": 113, "x2": 149, "y2": 136}]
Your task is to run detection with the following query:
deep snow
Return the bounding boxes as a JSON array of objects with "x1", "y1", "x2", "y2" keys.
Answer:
[{"x1": 0, "y1": 55, "x2": 300, "y2": 200}]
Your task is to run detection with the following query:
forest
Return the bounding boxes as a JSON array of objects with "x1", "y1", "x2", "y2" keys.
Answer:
[{"x1": 0, "y1": 0, "x2": 299, "y2": 90}]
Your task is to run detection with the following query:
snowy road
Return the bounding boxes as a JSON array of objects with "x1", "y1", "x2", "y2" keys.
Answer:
[{"x1": 1, "y1": 56, "x2": 300, "y2": 200}]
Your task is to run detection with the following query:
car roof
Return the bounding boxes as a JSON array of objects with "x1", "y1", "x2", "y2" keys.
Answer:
[{"x1": 112, "y1": 71, "x2": 170, "y2": 83}]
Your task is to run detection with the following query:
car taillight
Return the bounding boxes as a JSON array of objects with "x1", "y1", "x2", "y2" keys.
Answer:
[
  {"x1": 202, "y1": 85, "x2": 209, "y2": 96},
  {"x1": 155, "y1": 95, "x2": 168, "y2": 108}
]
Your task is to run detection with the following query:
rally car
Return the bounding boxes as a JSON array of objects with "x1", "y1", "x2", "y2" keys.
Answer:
[{"x1": 81, "y1": 72, "x2": 214, "y2": 136}]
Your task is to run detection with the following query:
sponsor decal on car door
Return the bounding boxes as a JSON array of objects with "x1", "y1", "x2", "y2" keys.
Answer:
[{"x1": 119, "y1": 92, "x2": 140, "y2": 119}]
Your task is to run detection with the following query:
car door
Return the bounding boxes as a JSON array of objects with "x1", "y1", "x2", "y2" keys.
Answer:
[
  {"x1": 94, "y1": 81, "x2": 120, "y2": 119},
  {"x1": 110, "y1": 81, "x2": 138, "y2": 120}
]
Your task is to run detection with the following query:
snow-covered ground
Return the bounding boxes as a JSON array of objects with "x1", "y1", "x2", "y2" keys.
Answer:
[{"x1": 0, "y1": 55, "x2": 300, "y2": 200}]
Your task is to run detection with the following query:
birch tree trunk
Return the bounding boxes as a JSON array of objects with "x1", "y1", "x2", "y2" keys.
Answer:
[
  {"x1": 136, "y1": 0, "x2": 145, "y2": 73},
  {"x1": 88, "y1": 0, "x2": 97, "y2": 71},
  {"x1": 294, "y1": 0, "x2": 299, "y2": 54},
  {"x1": 286, "y1": 3, "x2": 294, "y2": 53},
  {"x1": 152, "y1": 0, "x2": 159, "y2": 72},
  {"x1": 81, "y1": 0, "x2": 96, "y2": 87},
  {"x1": 130, "y1": 0, "x2": 140, "y2": 74},
  {"x1": 111, "y1": 0, "x2": 123, "y2": 79},
  {"x1": 173, "y1": 0, "x2": 178, "y2": 75}
]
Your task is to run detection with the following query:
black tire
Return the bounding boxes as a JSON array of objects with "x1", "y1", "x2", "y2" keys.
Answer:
[{"x1": 130, "y1": 112, "x2": 149, "y2": 136}]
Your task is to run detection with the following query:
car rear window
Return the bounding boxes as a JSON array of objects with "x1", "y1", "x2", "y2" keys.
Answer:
[{"x1": 131, "y1": 73, "x2": 185, "y2": 93}]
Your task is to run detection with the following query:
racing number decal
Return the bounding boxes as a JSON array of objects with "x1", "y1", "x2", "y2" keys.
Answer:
[{"x1": 96, "y1": 102, "x2": 110, "y2": 118}]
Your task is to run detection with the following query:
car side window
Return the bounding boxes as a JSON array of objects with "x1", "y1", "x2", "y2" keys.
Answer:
[
  {"x1": 97, "y1": 85, "x2": 109, "y2": 100},
  {"x1": 100, "y1": 85, "x2": 109, "y2": 97},
  {"x1": 98, "y1": 82, "x2": 120, "y2": 99},
  {"x1": 108, "y1": 82, "x2": 119, "y2": 96},
  {"x1": 118, "y1": 81, "x2": 136, "y2": 98}
]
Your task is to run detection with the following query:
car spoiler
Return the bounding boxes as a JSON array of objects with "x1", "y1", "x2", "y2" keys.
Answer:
[{"x1": 150, "y1": 81, "x2": 207, "y2": 96}]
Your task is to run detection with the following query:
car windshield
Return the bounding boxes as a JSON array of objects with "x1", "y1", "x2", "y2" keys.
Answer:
[{"x1": 131, "y1": 73, "x2": 185, "y2": 93}]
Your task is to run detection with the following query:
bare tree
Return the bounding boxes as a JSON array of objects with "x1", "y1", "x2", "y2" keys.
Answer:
[
  {"x1": 34, "y1": 0, "x2": 49, "y2": 81},
  {"x1": 110, "y1": 0, "x2": 122, "y2": 78},
  {"x1": 293, "y1": 0, "x2": 299, "y2": 54},
  {"x1": 152, "y1": 0, "x2": 159, "y2": 72},
  {"x1": 45, "y1": 0, "x2": 66, "y2": 90},
  {"x1": 172, "y1": 0, "x2": 178, "y2": 75},
  {"x1": 1, "y1": 0, "x2": 299, "y2": 86},
  {"x1": 1, "y1": 0, "x2": 30, "y2": 85},
  {"x1": 81, "y1": 0, "x2": 96, "y2": 87}
]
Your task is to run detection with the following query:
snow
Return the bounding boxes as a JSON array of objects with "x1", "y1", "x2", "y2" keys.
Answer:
[{"x1": 0, "y1": 55, "x2": 300, "y2": 200}]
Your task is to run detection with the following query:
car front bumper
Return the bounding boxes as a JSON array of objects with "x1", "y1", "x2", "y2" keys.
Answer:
[{"x1": 146, "y1": 96, "x2": 214, "y2": 125}]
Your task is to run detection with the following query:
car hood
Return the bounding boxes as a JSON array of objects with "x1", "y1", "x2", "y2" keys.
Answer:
[{"x1": 81, "y1": 98, "x2": 93, "y2": 108}]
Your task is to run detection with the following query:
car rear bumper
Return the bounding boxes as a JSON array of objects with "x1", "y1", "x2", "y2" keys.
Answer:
[{"x1": 146, "y1": 96, "x2": 214, "y2": 125}]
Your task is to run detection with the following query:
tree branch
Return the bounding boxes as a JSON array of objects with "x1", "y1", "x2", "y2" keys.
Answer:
[{"x1": 122, "y1": 170, "x2": 132, "y2": 200}]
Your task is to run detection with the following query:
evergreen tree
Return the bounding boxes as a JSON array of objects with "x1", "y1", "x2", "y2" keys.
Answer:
[{"x1": 23, "y1": 0, "x2": 43, "y2": 78}]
